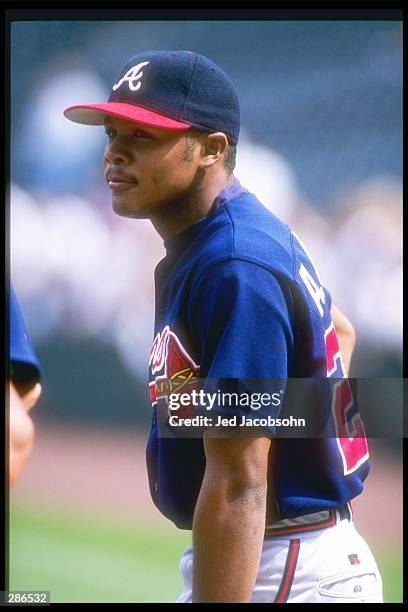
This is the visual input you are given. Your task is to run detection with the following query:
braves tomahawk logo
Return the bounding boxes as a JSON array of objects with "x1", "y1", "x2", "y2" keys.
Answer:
[
  {"x1": 149, "y1": 326, "x2": 200, "y2": 411},
  {"x1": 112, "y1": 61, "x2": 150, "y2": 92}
]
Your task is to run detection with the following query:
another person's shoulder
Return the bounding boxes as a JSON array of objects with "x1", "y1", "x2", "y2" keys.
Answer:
[{"x1": 9, "y1": 286, "x2": 41, "y2": 383}]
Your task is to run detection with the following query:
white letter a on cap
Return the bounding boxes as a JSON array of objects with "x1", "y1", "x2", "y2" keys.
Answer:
[{"x1": 112, "y1": 61, "x2": 150, "y2": 92}]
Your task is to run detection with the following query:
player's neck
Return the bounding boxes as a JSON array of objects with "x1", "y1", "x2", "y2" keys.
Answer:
[{"x1": 150, "y1": 172, "x2": 235, "y2": 241}]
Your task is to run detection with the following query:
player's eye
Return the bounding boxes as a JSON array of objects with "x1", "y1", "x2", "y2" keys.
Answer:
[
  {"x1": 133, "y1": 129, "x2": 154, "y2": 140},
  {"x1": 104, "y1": 127, "x2": 116, "y2": 139}
]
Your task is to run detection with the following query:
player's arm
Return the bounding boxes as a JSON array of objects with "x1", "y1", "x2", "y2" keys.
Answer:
[
  {"x1": 190, "y1": 261, "x2": 289, "y2": 602},
  {"x1": 192, "y1": 432, "x2": 271, "y2": 603},
  {"x1": 8, "y1": 380, "x2": 39, "y2": 485},
  {"x1": 330, "y1": 302, "x2": 356, "y2": 375}
]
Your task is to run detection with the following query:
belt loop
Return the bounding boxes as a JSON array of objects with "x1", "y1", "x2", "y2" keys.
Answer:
[{"x1": 337, "y1": 504, "x2": 351, "y2": 523}]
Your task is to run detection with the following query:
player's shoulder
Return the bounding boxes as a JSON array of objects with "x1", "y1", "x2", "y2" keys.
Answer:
[
  {"x1": 228, "y1": 188, "x2": 294, "y2": 269},
  {"x1": 195, "y1": 181, "x2": 295, "y2": 281}
]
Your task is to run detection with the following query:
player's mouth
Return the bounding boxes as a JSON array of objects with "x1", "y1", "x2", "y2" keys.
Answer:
[
  {"x1": 108, "y1": 180, "x2": 137, "y2": 192},
  {"x1": 106, "y1": 172, "x2": 138, "y2": 191}
]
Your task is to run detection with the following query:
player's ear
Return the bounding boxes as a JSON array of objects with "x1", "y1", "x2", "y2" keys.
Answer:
[{"x1": 200, "y1": 132, "x2": 229, "y2": 168}]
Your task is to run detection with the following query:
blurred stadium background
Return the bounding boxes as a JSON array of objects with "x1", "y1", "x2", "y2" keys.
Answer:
[{"x1": 9, "y1": 19, "x2": 402, "y2": 602}]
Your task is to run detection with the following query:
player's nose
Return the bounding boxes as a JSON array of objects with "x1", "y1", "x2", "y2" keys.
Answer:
[{"x1": 103, "y1": 141, "x2": 131, "y2": 166}]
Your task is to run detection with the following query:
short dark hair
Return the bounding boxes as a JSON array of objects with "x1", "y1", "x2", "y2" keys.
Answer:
[{"x1": 184, "y1": 128, "x2": 237, "y2": 175}]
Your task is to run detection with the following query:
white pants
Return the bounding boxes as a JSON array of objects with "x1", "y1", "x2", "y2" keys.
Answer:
[{"x1": 176, "y1": 519, "x2": 383, "y2": 603}]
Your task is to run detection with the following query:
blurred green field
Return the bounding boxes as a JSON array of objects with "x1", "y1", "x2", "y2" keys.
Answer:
[
  {"x1": 8, "y1": 503, "x2": 402, "y2": 603},
  {"x1": 8, "y1": 503, "x2": 191, "y2": 603}
]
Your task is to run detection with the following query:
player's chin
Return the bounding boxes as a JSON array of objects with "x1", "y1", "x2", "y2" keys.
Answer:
[{"x1": 111, "y1": 195, "x2": 149, "y2": 219}]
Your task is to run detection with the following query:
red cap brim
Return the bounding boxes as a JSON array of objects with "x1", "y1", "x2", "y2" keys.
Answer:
[{"x1": 63, "y1": 102, "x2": 192, "y2": 130}]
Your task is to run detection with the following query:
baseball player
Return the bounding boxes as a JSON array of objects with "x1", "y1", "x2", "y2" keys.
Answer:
[
  {"x1": 8, "y1": 286, "x2": 42, "y2": 484},
  {"x1": 64, "y1": 50, "x2": 383, "y2": 603}
]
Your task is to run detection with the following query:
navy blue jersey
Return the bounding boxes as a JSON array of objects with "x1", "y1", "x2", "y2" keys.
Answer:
[
  {"x1": 9, "y1": 286, "x2": 41, "y2": 383},
  {"x1": 146, "y1": 179, "x2": 369, "y2": 529}
]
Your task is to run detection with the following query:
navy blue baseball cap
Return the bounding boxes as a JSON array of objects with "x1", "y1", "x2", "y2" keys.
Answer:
[{"x1": 64, "y1": 50, "x2": 240, "y2": 145}]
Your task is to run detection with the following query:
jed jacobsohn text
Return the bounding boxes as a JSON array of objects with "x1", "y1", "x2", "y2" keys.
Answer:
[
  {"x1": 168, "y1": 390, "x2": 284, "y2": 412},
  {"x1": 168, "y1": 414, "x2": 306, "y2": 428}
]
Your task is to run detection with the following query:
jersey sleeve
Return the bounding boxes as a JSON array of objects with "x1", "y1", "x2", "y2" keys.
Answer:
[
  {"x1": 189, "y1": 259, "x2": 293, "y2": 432},
  {"x1": 323, "y1": 285, "x2": 333, "y2": 313},
  {"x1": 9, "y1": 286, "x2": 41, "y2": 382}
]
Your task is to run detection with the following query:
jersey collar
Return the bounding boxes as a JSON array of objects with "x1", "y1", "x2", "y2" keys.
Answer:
[{"x1": 163, "y1": 177, "x2": 248, "y2": 257}]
